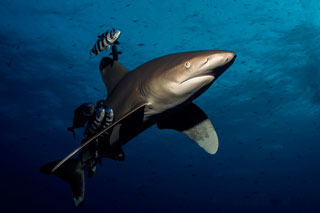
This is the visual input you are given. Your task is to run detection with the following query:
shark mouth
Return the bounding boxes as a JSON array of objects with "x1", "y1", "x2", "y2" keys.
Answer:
[
  {"x1": 177, "y1": 75, "x2": 215, "y2": 95},
  {"x1": 180, "y1": 75, "x2": 215, "y2": 85}
]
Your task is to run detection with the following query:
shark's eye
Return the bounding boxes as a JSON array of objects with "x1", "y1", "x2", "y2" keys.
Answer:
[{"x1": 185, "y1": 61, "x2": 191, "y2": 68}]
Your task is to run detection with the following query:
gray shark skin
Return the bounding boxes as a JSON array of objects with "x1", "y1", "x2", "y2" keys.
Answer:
[
  {"x1": 102, "y1": 50, "x2": 236, "y2": 149},
  {"x1": 41, "y1": 50, "x2": 236, "y2": 207}
]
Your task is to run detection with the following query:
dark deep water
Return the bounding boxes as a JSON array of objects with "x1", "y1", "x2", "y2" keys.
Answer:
[{"x1": 1, "y1": 0, "x2": 320, "y2": 212}]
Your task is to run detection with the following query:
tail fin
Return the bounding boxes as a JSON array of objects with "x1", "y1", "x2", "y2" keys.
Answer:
[{"x1": 40, "y1": 158, "x2": 85, "y2": 208}]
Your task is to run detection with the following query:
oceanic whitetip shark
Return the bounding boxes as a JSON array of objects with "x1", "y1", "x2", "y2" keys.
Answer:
[{"x1": 41, "y1": 50, "x2": 236, "y2": 207}]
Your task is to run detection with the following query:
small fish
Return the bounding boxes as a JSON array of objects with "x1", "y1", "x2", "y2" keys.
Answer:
[
  {"x1": 90, "y1": 28, "x2": 121, "y2": 56},
  {"x1": 96, "y1": 108, "x2": 124, "y2": 162},
  {"x1": 105, "y1": 108, "x2": 114, "y2": 125},
  {"x1": 67, "y1": 103, "x2": 95, "y2": 139},
  {"x1": 98, "y1": 108, "x2": 114, "y2": 141},
  {"x1": 82, "y1": 106, "x2": 107, "y2": 178},
  {"x1": 84, "y1": 107, "x2": 106, "y2": 138},
  {"x1": 109, "y1": 44, "x2": 122, "y2": 61}
]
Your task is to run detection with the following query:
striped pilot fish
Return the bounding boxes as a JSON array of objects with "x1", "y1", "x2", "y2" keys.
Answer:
[
  {"x1": 98, "y1": 108, "x2": 114, "y2": 141},
  {"x1": 84, "y1": 107, "x2": 106, "y2": 139},
  {"x1": 84, "y1": 107, "x2": 114, "y2": 143},
  {"x1": 81, "y1": 106, "x2": 105, "y2": 177},
  {"x1": 81, "y1": 107, "x2": 114, "y2": 178},
  {"x1": 90, "y1": 28, "x2": 121, "y2": 56},
  {"x1": 95, "y1": 108, "x2": 125, "y2": 162},
  {"x1": 83, "y1": 106, "x2": 114, "y2": 146},
  {"x1": 67, "y1": 102, "x2": 95, "y2": 139}
]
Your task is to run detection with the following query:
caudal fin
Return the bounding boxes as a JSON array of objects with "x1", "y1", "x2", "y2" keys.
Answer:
[{"x1": 40, "y1": 158, "x2": 85, "y2": 208}]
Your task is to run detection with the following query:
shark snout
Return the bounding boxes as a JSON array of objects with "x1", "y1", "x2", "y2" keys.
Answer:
[
  {"x1": 205, "y1": 51, "x2": 236, "y2": 67},
  {"x1": 211, "y1": 51, "x2": 236, "y2": 64},
  {"x1": 225, "y1": 52, "x2": 236, "y2": 63},
  {"x1": 210, "y1": 51, "x2": 236, "y2": 78}
]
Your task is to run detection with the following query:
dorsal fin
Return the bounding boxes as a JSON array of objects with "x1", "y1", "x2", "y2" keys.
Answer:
[{"x1": 99, "y1": 57, "x2": 129, "y2": 96}]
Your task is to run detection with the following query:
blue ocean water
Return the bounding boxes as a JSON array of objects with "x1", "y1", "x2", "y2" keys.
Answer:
[{"x1": 1, "y1": 0, "x2": 319, "y2": 212}]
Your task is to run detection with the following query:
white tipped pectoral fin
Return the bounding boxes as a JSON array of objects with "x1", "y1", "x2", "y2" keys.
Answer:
[
  {"x1": 157, "y1": 103, "x2": 219, "y2": 154},
  {"x1": 182, "y1": 118, "x2": 218, "y2": 154}
]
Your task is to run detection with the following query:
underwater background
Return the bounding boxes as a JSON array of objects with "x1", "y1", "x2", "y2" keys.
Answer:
[{"x1": 1, "y1": 0, "x2": 319, "y2": 212}]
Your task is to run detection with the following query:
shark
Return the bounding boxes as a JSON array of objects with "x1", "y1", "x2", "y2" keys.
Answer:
[{"x1": 41, "y1": 50, "x2": 236, "y2": 207}]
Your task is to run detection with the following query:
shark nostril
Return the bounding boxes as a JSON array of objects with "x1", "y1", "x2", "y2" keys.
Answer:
[{"x1": 202, "y1": 58, "x2": 209, "y2": 65}]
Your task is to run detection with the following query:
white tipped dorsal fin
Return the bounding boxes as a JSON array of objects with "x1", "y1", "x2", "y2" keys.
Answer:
[
  {"x1": 157, "y1": 103, "x2": 219, "y2": 154},
  {"x1": 99, "y1": 58, "x2": 129, "y2": 96}
]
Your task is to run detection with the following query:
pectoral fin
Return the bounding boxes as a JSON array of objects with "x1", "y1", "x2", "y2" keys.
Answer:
[{"x1": 157, "y1": 103, "x2": 219, "y2": 154}]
